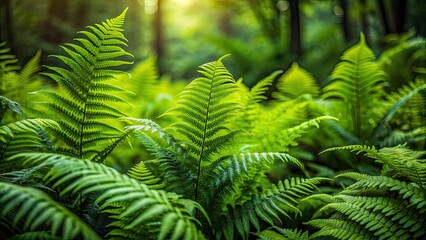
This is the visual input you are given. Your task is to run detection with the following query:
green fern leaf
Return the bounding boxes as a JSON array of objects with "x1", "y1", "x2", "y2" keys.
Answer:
[
  {"x1": 16, "y1": 153, "x2": 206, "y2": 240},
  {"x1": 322, "y1": 33, "x2": 387, "y2": 139},
  {"x1": 274, "y1": 62, "x2": 320, "y2": 99},
  {"x1": 218, "y1": 177, "x2": 328, "y2": 240},
  {"x1": 0, "y1": 182, "x2": 100, "y2": 240},
  {"x1": 39, "y1": 8, "x2": 133, "y2": 159}
]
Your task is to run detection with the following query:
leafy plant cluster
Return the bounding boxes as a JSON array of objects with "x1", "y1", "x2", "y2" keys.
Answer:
[{"x1": 1, "y1": 9, "x2": 425, "y2": 240}]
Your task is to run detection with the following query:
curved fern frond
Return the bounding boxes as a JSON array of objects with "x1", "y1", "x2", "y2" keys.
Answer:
[
  {"x1": 249, "y1": 70, "x2": 282, "y2": 103},
  {"x1": 204, "y1": 152, "x2": 302, "y2": 206},
  {"x1": 217, "y1": 177, "x2": 327, "y2": 240},
  {"x1": 322, "y1": 144, "x2": 426, "y2": 187},
  {"x1": 163, "y1": 56, "x2": 240, "y2": 200},
  {"x1": 0, "y1": 50, "x2": 43, "y2": 112},
  {"x1": 372, "y1": 79, "x2": 426, "y2": 145},
  {"x1": 0, "y1": 96, "x2": 58, "y2": 162},
  {"x1": 235, "y1": 70, "x2": 282, "y2": 136},
  {"x1": 0, "y1": 182, "x2": 100, "y2": 240},
  {"x1": 127, "y1": 160, "x2": 165, "y2": 190},
  {"x1": 274, "y1": 62, "x2": 320, "y2": 99},
  {"x1": 0, "y1": 119, "x2": 58, "y2": 141},
  {"x1": 309, "y1": 144, "x2": 426, "y2": 239},
  {"x1": 322, "y1": 33, "x2": 387, "y2": 139},
  {"x1": 39, "y1": 8, "x2": 133, "y2": 159},
  {"x1": 17, "y1": 153, "x2": 206, "y2": 240},
  {"x1": 0, "y1": 42, "x2": 20, "y2": 77},
  {"x1": 269, "y1": 227, "x2": 310, "y2": 240},
  {"x1": 309, "y1": 219, "x2": 374, "y2": 239},
  {"x1": 125, "y1": 118, "x2": 183, "y2": 153}
]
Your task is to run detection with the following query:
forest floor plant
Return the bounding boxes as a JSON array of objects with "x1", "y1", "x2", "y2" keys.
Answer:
[{"x1": 0, "y1": 7, "x2": 425, "y2": 240}]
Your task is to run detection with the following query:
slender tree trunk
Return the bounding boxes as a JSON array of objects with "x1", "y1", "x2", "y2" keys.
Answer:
[
  {"x1": 359, "y1": 0, "x2": 369, "y2": 43},
  {"x1": 1, "y1": 0, "x2": 15, "y2": 54},
  {"x1": 378, "y1": 0, "x2": 407, "y2": 35},
  {"x1": 44, "y1": 0, "x2": 69, "y2": 44},
  {"x1": 74, "y1": 0, "x2": 91, "y2": 29},
  {"x1": 340, "y1": 0, "x2": 351, "y2": 42},
  {"x1": 377, "y1": 0, "x2": 391, "y2": 34},
  {"x1": 153, "y1": 0, "x2": 164, "y2": 74},
  {"x1": 393, "y1": 0, "x2": 407, "y2": 33},
  {"x1": 289, "y1": 0, "x2": 301, "y2": 58}
]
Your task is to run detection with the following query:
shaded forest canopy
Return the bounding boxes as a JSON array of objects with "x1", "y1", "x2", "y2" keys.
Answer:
[
  {"x1": 1, "y1": 0, "x2": 425, "y2": 85},
  {"x1": 0, "y1": 1, "x2": 426, "y2": 240}
]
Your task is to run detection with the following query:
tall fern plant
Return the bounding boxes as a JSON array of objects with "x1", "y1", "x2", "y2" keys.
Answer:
[
  {"x1": 39, "y1": 8, "x2": 133, "y2": 160},
  {"x1": 127, "y1": 57, "x2": 328, "y2": 239},
  {"x1": 321, "y1": 33, "x2": 426, "y2": 149},
  {"x1": 306, "y1": 145, "x2": 426, "y2": 239},
  {"x1": 322, "y1": 33, "x2": 387, "y2": 141}
]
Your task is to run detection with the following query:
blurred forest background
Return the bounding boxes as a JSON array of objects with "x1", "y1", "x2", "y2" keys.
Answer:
[{"x1": 1, "y1": 0, "x2": 425, "y2": 87}]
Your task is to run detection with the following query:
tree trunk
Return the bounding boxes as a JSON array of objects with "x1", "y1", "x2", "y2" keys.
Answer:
[
  {"x1": 1, "y1": 0, "x2": 15, "y2": 54},
  {"x1": 340, "y1": 0, "x2": 351, "y2": 42},
  {"x1": 44, "y1": 0, "x2": 69, "y2": 44},
  {"x1": 377, "y1": 0, "x2": 407, "y2": 35},
  {"x1": 359, "y1": 0, "x2": 369, "y2": 44},
  {"x1": 393, "y1": 0, "x2": 407, "y2": 33},
  {"x1": 73, "y1": 0, "x2": 91, "y2": 29},
  {"x1": 289, "y1": 0, "x2": 301, "y2": 58}
]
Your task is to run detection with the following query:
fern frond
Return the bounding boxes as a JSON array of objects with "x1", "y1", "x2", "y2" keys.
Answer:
[
  {"x1": 16, "y1": 153, "x2": 206, "y2": 240},
  {"x1": 4, "y1": 231, "x2": 62, "y2": 240},
  {"x1": 378, "y1": 80, "x2": 426, "y2": 131},
  {"x1": 274, "y1": 62, "x2": 320, "y2": 99},
  {"x1": 0, "y1": 98, "x2": 58, "y2": 163},
  {"x1": 127, "y1": 160, "x2": 164, "y2": 190},
  {"x1": 163, "y1": 56, "x2": 240, "y2": 200},
  {"x1": 0, "y1": 182, "x2": 100, "y2": 240},
  {"x1": 272, "y1": 227, "x2": 310, "y2": 240},
  {"x1": 322, "y1": 33, "x2": 387, "y2": 139},
  {"x1": 39, "y1": 8, "x2": 133, "y2": 159},
  {"x1": 309, "y1": 219, "x2": 374, "y2": 239},
  {"x1": 235, "y1": 71, "x2": 281, "y2": 134},
  {"x1": 0, "y1": 119, "x2": 58, "y2": 141},
  {"x1": 216, "y1": 177, "x2": 327, "y2": 240},
  {"x1": 324, "y1": 145, "x2": 426, "y2": 187},
  {"x1": 249, "y1": 70, "x2": 282, "y2": 103},
  {"x1": 0, "y1": 42, "x2": 20, "y2": 76},
  {"x1": 256, "y1": 229, "x2": 288, "y2": 240},
  {"x1": 125, "y1": 118, "x2": 183, "y2": 152}
]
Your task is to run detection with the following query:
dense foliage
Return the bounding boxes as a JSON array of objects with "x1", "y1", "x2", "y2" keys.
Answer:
[{"x1": 1, "y1": 8, "x2": 425, "y2": 240}]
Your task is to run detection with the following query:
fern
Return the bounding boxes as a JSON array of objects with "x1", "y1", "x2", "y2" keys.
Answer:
[
  {"x1": 274, "y1": 62, "x2": 320, "y2": 100},
  {"x1": 0, "y1": 42, "x2": 20, "y2": 77},
  {"x1": 15, "y1": 152, "x2": 207, "y2": 240},
  {"x1": 235, "y1": 70, "x2": 282, "y2": 134},
  {"x1": 322, "y1": 33, "x2": 387, "y2": 140},
  {"x1": 216, "y1": 177, "x2": 328, "y2": 240},
  {"x1": 1, "y1": 96, "x2": 58, "y2": 163},
  {"x1": 372, "y1": 79, "x2": 426, "y2": 146},
  {"x1": 258, "y1": 227, "x2": 310, "y2": 240},
  {"x1": 309, "y1": 145, "x2": 426, "y2": 239},
  {"x1": 125, "y1": 58, "x2": 327, "y2": 239},
  {"x1": 0, "y1": 182, "x2": 100, "y2": 239},
  {"x1": 322, "y1": 144, "x2": 426, "y2": 188},
  {"x1": 127, "y1": 160, "x2": 165, "y2": 189},
  {"x1": 39, "y1": 8, "x2": 133, "y2": 160},
  {"x1": 161, "y1": 55, "x2": 240, "y2": 201}
]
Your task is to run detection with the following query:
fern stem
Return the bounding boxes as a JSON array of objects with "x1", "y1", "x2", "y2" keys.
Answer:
[
  {"x1": 79, "y1": 103, "x2": 88, "y2": 159},
  {"x1": 194, "y1": 63, "x2": 217, "y2": 202},
  {"x1": 354, "y1": 50, "x2": 362, "y2": 141}
]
